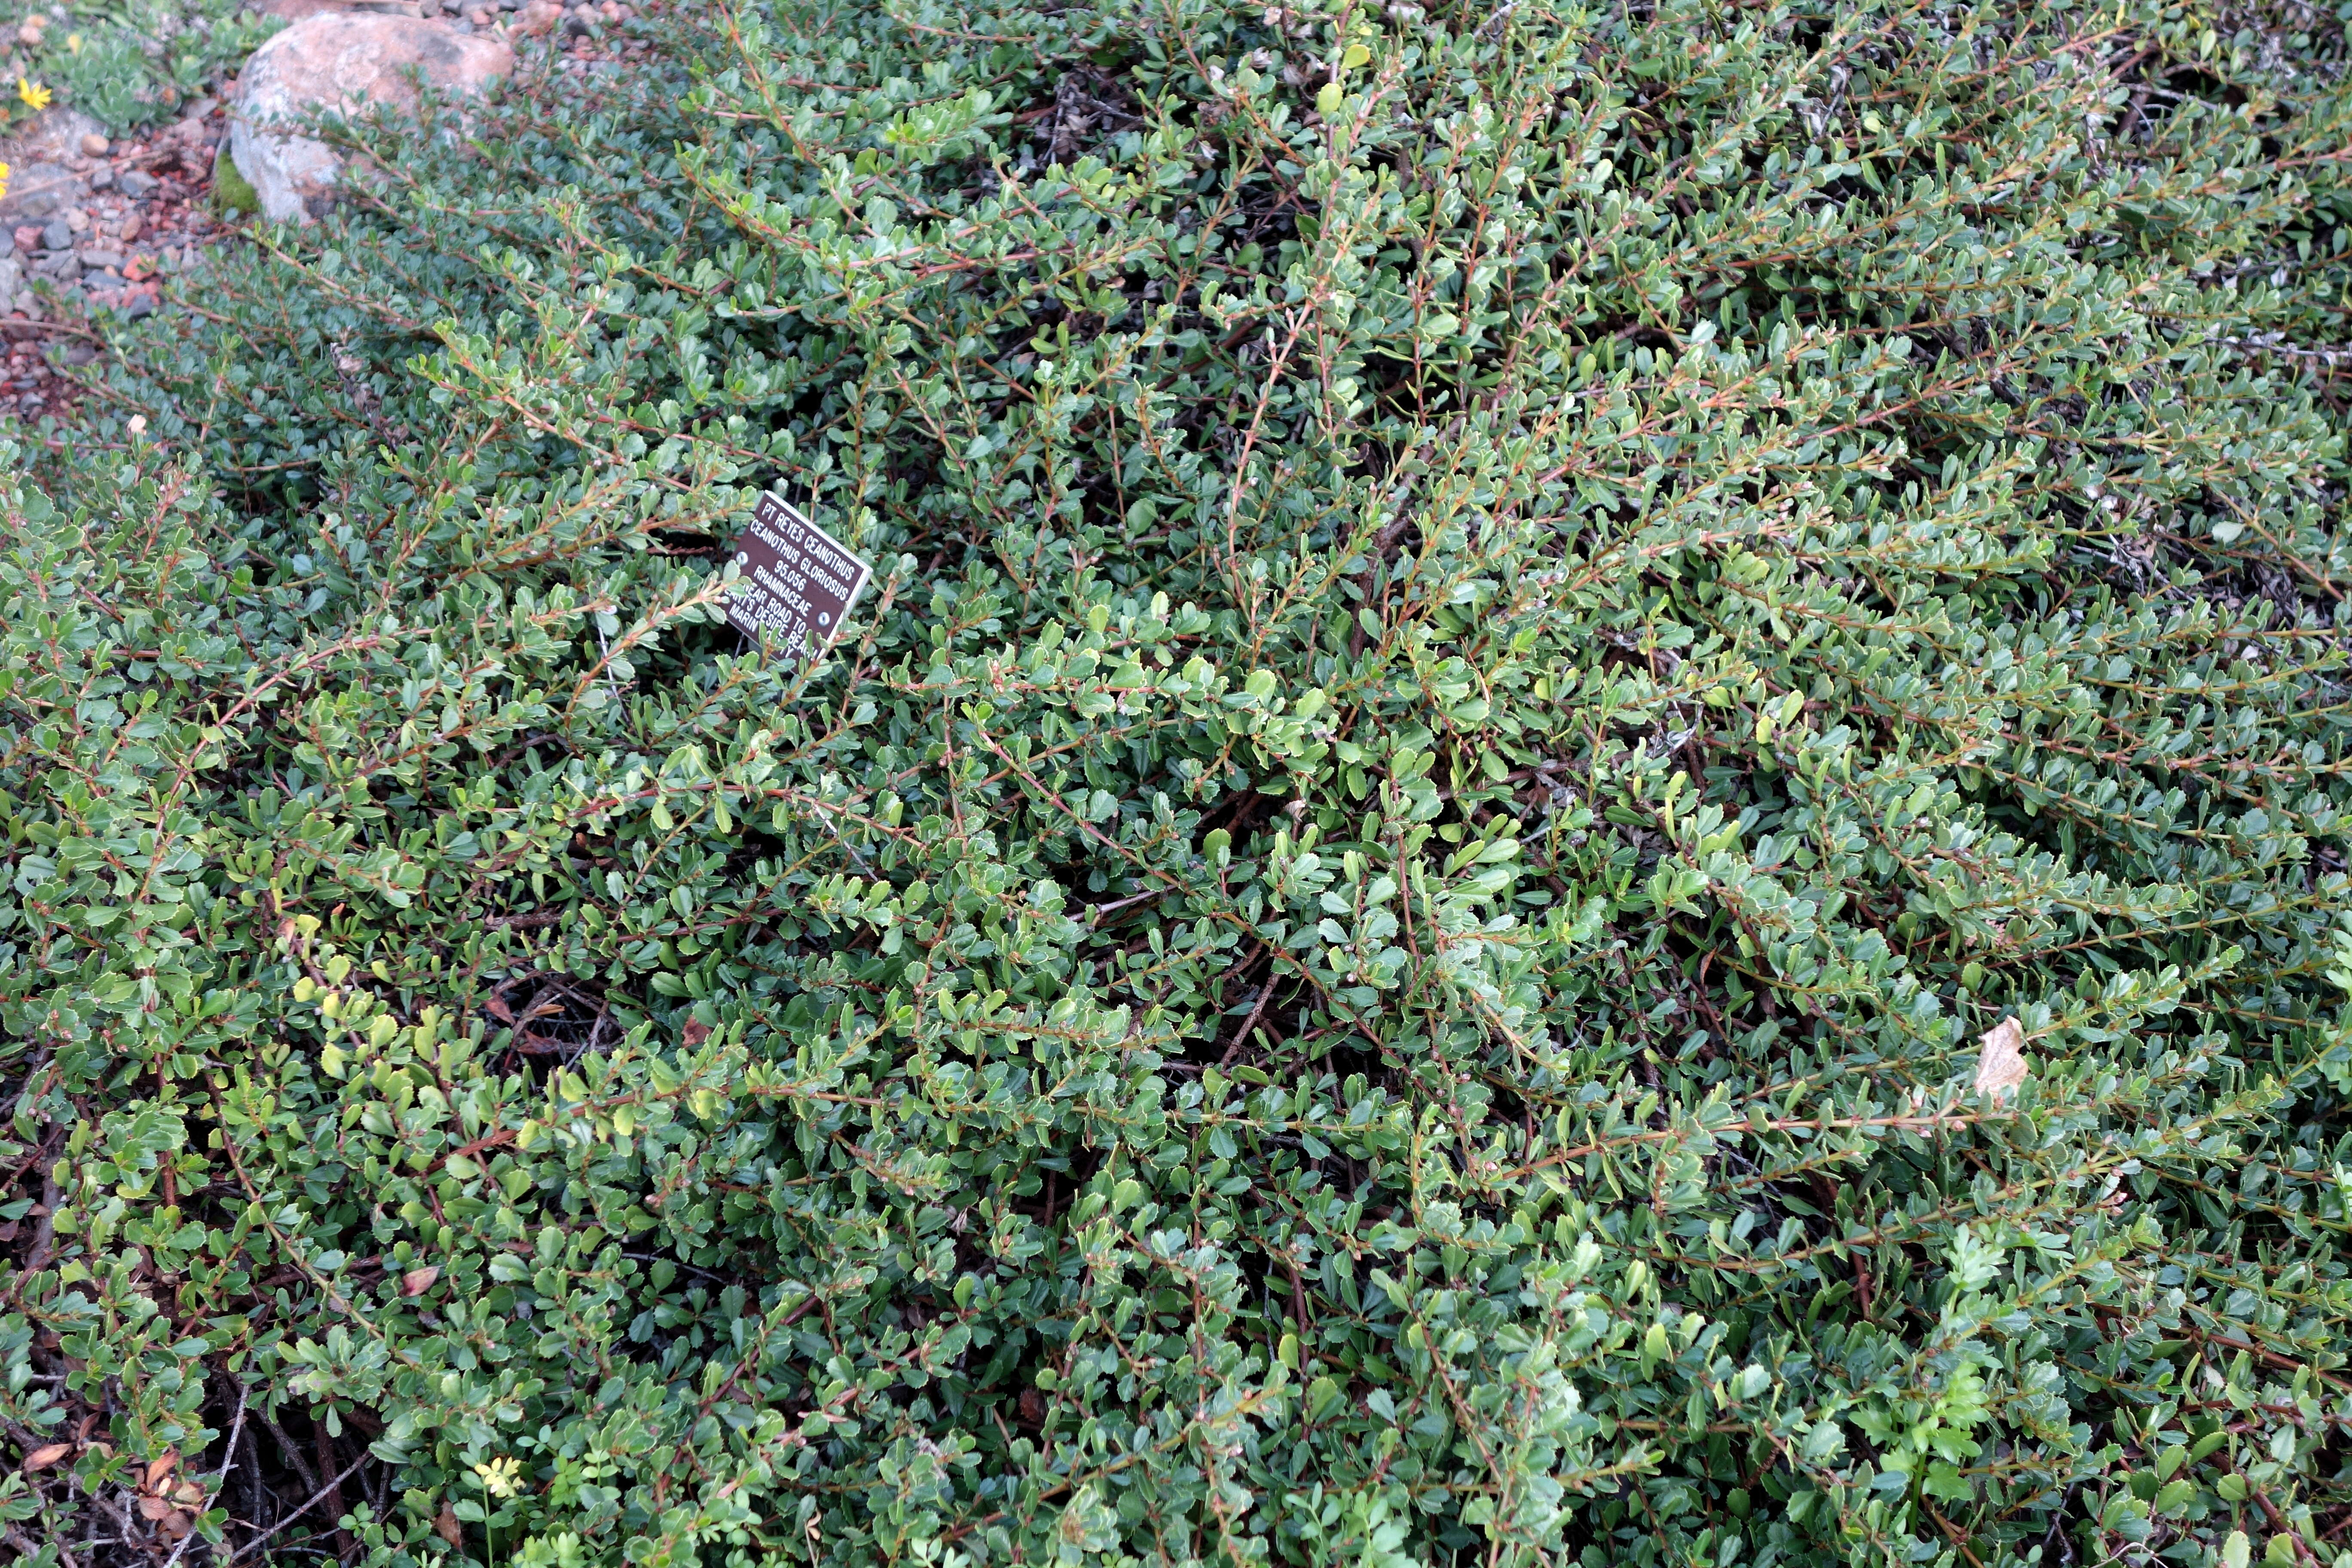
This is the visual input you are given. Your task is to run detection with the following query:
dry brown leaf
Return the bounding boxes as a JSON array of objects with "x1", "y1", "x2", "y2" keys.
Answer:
[
  {"x1": 435, "y1": 1501, "x2": 465, "y2": 1548},
  {"x1": 1975, "y1": 1017, "x2": 2028, "y2": 1100},
  {"x1": 137, "y1": 1494, "x2": 177, "y2": 1522},
  {"x1": 23, "y1": 1442, "x2": 71, "y2": 1470},
  {"x1": 145, "y1": 1450, "x2": 179, "y2": 1491},
  {"x1": 158, "y1": 1507, "x2": 195, "y2": 1541},
  {"x1": 681, "y1": 1018, "x2": 712, "y2": 1048},
  {"x1": 171, "y1": 1479, "x2": 205, "y2": 1507},
  {"x1": 401, "y1": 1265, "x2": 442, "y2": 1297}
]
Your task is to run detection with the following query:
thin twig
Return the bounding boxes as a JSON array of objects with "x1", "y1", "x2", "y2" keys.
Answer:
[
  {"x1": 1219, "y1": 960, "x2": 1277, "y2": 1067},
  {"x1": 164, "y1": 1378, "x2": 250, "y2": 1568},
  {"x1": 259, "y1": 1414, "x2": 323, "y2": 1499},
  {"x1": 1084, "y1": 888, "x2": 1163, "y2": 922},
  {"x1": 9, "y1": 1522, "x2": 79, "y2": 1568},
  {"x1": 224, "y1": 1450, "x2": 369, "y2": 1566},
  {"x1": 24, "y1": 1168, "x2": 59, "y2": 1273}
]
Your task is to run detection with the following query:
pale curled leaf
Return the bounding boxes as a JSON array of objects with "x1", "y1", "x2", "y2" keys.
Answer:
[
  {"x1": 436, "y1": 1502, "x2": 465, "y2": 1549},
  {"x1": 1975, "y1": 1017, "x2": 2027, "y2": 1100},
  {"x1": 401, "y1": 1265, "x2": 442, "y2": 1297},
  {"x1": 23, "y1": 1442, "x2": 70, "y2": 1470}
]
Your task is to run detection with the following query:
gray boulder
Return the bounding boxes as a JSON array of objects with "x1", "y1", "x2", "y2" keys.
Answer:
[{"x1": 227, "y1": 13, "x2": 512, "y2": 223}]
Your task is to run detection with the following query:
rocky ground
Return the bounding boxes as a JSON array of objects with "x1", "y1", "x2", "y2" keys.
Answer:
[
  {"x1": 0, "y1": 0, "x2": 655, "y2": 429},
  {"x1": 0, "y1": 100, "x2": 227, "y2": 422},
  {"x1": 452, "y1": 0, "x2": 640, "y2": 43}
]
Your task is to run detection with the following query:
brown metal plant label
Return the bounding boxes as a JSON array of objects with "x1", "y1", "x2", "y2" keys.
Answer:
[{"x1": 724, "y1": 493, "x2": 873, "y2": 660}]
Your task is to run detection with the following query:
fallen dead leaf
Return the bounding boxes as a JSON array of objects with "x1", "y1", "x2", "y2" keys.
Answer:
[
  {"x1": 171, "y1": 1479, "x2": 205, "y2": 1507},
  {"x1": 435, "y1": 1501, "x2": 464, "y2": 1548},
  {"x1": 401, "y1": 1265, "x2": 442, "y2": 1297},
  {"x1": 24, "y1": 1442, "x2": 71, "y2": 1470},
  {"x1": 1975, "y1": 1017, "x2": 2027, "y2": 1100},
  {"x1": 682, "y1": 1018, "x2": 711, "y2": 1048},
  {"x1": 158, "y1": 1507, "x2": 194, "y2": 1541},
  {"x1": 137, "y1": 1494, "x2": 177, "y2": 1522},
  {"x1": 145, "y1": 1450, "x2": 179, "y2": 1491}
]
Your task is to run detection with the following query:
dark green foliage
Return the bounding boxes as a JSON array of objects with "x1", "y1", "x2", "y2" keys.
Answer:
[{"x1": 4, "y1": 0, "x2": 2352, "y2": 1564}]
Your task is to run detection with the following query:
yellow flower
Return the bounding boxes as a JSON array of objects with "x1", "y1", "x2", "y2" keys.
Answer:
[
  {"x1": 64, "y1": 34, "x2": 79, "y2": 55},
  {"x1": 0, "y1": 163, "x2": 9, "y2": 202},
  {"x1": 15, "y1": 78, "x2": 47, "y2": 111},
  {"x1": 470, "y1": 1456, "x2": 522, "y2": 1499}
]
